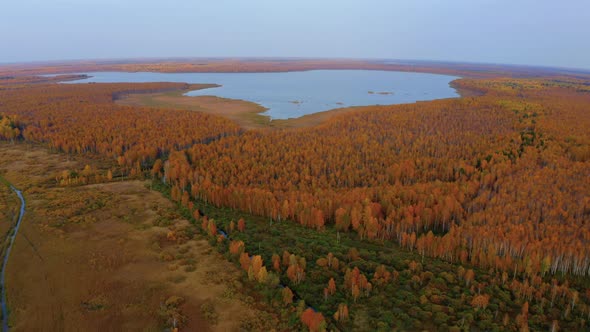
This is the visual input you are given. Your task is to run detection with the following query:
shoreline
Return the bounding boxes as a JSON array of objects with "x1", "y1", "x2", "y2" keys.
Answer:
[
  {"x1": 115, "y1": 76, "x2": 481, "y2": 130},
  {"x1": 116, "y1": 82, "x2": 471, "y2": 130},
  {"x1": 115, "y1": 84, "x2": 272, "y2": 130}
]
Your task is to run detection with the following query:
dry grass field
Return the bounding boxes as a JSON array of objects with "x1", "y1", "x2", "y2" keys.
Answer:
[{"x1": 0, "y1": 143, "x2": 276, "y2": 331}]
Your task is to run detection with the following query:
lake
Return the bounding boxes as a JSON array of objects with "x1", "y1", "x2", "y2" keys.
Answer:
[{"x1": 67, "y1": 70, "x2": 460, "y2": 119}]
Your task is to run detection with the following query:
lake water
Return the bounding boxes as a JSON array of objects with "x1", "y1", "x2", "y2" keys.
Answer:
[{"x1": 67, "y1": 70, "x2": 460, "y2": 119}]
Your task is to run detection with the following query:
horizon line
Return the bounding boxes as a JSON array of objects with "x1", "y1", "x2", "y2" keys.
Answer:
[{"x1": 1, "y1": 56, "x2": 589, "y2": 75}]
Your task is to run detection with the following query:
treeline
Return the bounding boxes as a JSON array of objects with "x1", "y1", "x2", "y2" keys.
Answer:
[
  {"x1": 0, "y1": 114, "x2": 21, "y2": 141},
  {"x1": 0, "y1": 82, "x2": 242, "y2": 170},
  {"x1": 162, "y1": 85, "x2": 590, "y2": 279},
  {"x1": 171, "y1": 179, "x2": 590, "y2": 331},
  {"x1": 0, "y1": 59, "x2": 511, "y2": 79}
]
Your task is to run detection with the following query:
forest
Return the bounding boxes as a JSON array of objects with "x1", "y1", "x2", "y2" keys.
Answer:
[{"x1": 0, "y1": 64, "x2": 589, "y2": 331}]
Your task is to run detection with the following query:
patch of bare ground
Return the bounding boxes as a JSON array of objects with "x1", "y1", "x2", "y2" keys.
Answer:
[
  {"x1": 0, "y1": 143, "x2": 276, "y2": 331},
  {"x1": 116, "y1": 85, "x2": 271, "y2": 130},
  {"x1": 116, "y1": 84, "x2": 374, "y2": 130}
]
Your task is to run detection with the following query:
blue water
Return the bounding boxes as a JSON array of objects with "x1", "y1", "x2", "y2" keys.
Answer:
[{"x1": 67, "y1": 70, "x2": 460, "y2": 119}]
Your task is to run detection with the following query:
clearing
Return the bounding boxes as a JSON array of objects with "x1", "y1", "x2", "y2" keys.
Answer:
[{"x1": 0, "y1": 143, "x2": 275, "y2": 331}]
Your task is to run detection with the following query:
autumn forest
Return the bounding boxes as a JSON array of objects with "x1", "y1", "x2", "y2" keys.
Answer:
[{"x1": 1, "y1": 59, "x2": 589, "y2": 331}]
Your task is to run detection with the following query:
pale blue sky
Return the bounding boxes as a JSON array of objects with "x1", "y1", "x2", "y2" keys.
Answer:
[{"x1": 1, "y1": 0, "x2": 588, "y2": 69}]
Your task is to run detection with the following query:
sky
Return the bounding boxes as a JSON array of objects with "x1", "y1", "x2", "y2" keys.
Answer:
[{"x1": 1, "y1": 0, "x2": 589, "y2": 69}]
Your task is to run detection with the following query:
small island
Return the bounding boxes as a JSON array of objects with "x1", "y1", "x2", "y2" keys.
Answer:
[{"x1": 368, "y1": 90, "x2": 394, "y2": 95}]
